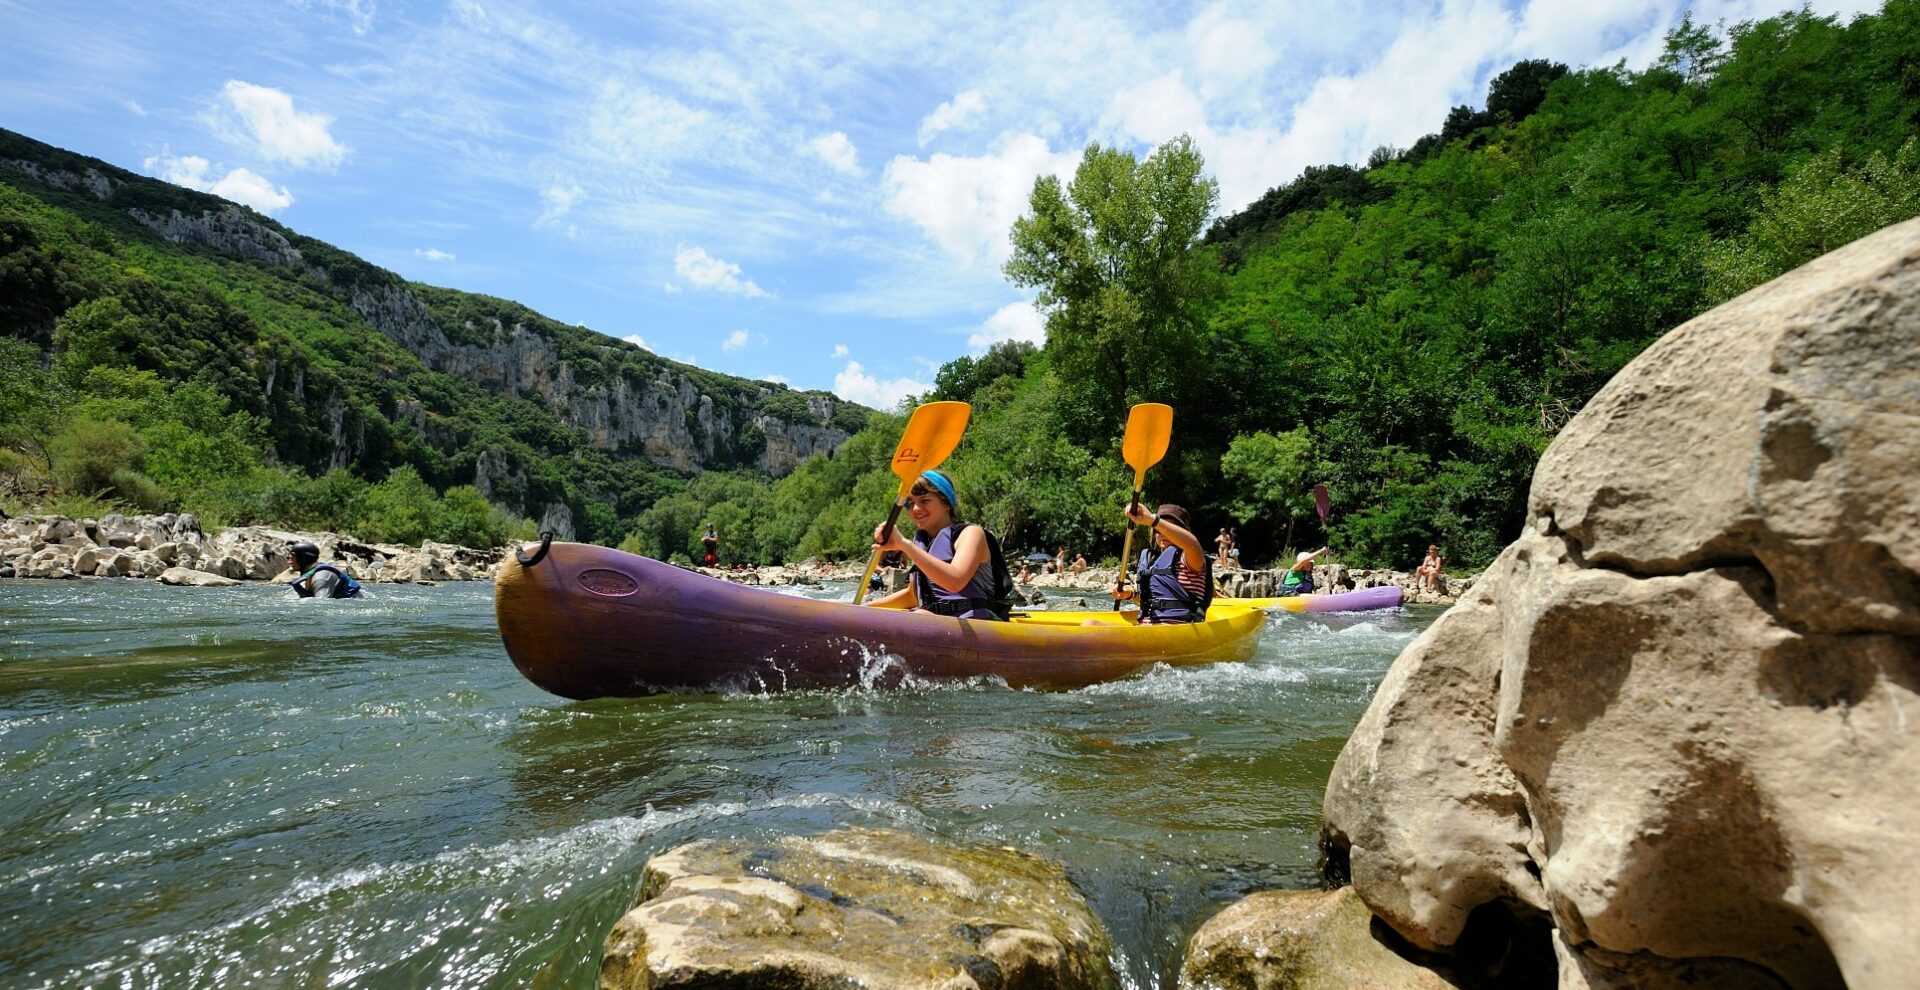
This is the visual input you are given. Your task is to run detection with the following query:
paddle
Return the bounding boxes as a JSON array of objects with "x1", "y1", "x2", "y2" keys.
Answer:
[
  {"x1": 1111, "y1": 403, "x2": 1174, "y2": 610},
  {"x1": 1313, "y1": 483, "x2": 1331, "y2": 528},
  {"x1": 851, "y1": 400, "x2": 972, "y2": 605}
]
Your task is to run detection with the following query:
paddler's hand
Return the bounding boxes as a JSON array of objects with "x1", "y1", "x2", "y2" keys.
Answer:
[
  {"x1": 1125, "y1": 502, "x2": 1155, "y2": 527},
  {"x1": 872, "y1": 523, "x2": 912, "y2": 555},
  {"x1": 1109, "y1": 587, "x2": 1137, "y2": 602}
]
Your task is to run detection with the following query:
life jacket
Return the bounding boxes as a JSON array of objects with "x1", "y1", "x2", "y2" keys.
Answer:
[
  {"x1": 1137, "y1": 544, "x2": 1213, "y2": 623},
  {"x1": 911, "y1": 522, "x2": 1012, "y2": 621},
  {"x1": 293, "y1": 562, "x2": 364, "y2": 599},
  {"x1": 1280, "y1": 564, "x2": 1315, "y2": 595}
]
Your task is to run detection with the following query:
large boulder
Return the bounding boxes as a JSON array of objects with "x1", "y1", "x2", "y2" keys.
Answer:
[
  {"x1": 1321, "y1": 220, "x2": 1920, "y2": 989},
  {"x1": 158, "y1": 566, "x2": 240, "y2": 587},
  {"x1": 601, "y1": 827, "x2": 1114, "y2": 990},
  {"x1": 1179, "y1": 887, "x2": 1457, "y2": 990}
]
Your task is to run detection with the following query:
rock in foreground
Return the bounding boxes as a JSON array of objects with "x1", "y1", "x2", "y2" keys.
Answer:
[
  {"x1": 601, "y1": 827, "x2": 1114, "y2": 990},
  {"x1": 1180, "y1": 887, "x2": 1455, "y2": 990},
  {"x1": 1320, "y1": 220, "x2": 1920, "y2": 987}
]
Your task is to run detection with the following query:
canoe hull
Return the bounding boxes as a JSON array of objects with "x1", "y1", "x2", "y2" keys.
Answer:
[
  {"x1": 495, "y1": 543, "x2": 1268, "y2": 698},
  {"x1": 1220, "y1": 586, "x2": 1405, "y2": 613}
]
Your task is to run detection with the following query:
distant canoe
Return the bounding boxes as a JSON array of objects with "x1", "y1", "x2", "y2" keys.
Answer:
[
  {"x1": 1217, "y1": 586, "x2": 1405, "y2": 613},
  {"x1": 494, "y1": 542, "x2": 1268, "y2": 699}
]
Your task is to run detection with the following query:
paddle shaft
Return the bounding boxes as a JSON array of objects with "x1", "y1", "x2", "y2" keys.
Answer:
[
  {"x1": 852, "y1": 497, "x2": 907, "y2": 605},
  {"x1": 1112, "y1": 487, "x2": 1142, "y2": 610}
]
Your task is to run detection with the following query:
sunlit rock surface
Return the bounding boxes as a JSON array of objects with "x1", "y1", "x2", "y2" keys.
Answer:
[
  {"x1": 1322, "y1": 217, "x2": 1920, "y2": 989},
  {"x1": 601, "y1": 827, "x2": 1115, "y2": 990},
  {"x1": 1180, "y1": 887, "x2": 1454, "y2": 990}
]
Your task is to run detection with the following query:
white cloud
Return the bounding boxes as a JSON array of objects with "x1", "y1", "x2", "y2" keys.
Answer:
[
  {"x1": 622, "y1": 333, "x2": 650, "y2": 350},
  {"x1": 210, "y1": 168, "x2": 296, "y2": 213},
  {"x1": 662, "y1": 282, "x2": 681, "y2": 294},
  {"x1": 968, "y1": 300, "x2": 1046, "y2": 350},
  {"x1": 539, "y1": 182, "x2": 581, "y2": 222},
  {"x1": 672, "y1": 245, "x2": 770, "y2": 297},
  {"x1": 882, "y1": 133, "x2": 1079, "y2": 267},
  {"x1": 762, "y1": 373, "x2": 789, "y2": 384},
  {"x1": 214, "y1": 80, "x2": 348, "y2": 169},
  {"x1": 124, "y1": 99, "x2": 146, "y2": 116},
  {"x1": 721, "y1": 328, "x2": 750, "y2": 351},
  {"x1": 146, "y1": 151, "x2": 213, "y2": 188},
  {"x1": 143, "y1": 150, "x2": 295, "y2": 214},
  {"x1": 833, "y1": 361, "x2": 928, "y2": 409},
  {"x1": 832, "y1": 343, "x2": 848, "y2": 357},
  {"x1": 414, "y1": 247, "x2": 456, "y2": 261},
  {"x1": 917, "y1": 89, "x2": 986, "y2": 145},
  {"x1": 807, "y1": 131, "x2": 861, "y2": 175}
]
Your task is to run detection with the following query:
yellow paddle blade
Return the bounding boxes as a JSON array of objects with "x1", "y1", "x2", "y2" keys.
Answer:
[
  {"x1": 889, "y1": 400, "x2": 971, "y2": 493},
  {"x1": 1121, "y1": 403, "x2": 1172, "y2": 485}
]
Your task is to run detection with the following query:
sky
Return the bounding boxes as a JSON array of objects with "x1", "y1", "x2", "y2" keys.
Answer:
[{"x1": 0, "y1": 0, "x2": 1883, "y2": 408}]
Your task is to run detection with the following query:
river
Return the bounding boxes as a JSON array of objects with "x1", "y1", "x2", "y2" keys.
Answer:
[{"x1": 0, "y1": 577, "x2": 1438, "y2": 989}]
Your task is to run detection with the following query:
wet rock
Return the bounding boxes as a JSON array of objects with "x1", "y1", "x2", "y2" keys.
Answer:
[
  {"x1": 158, "y1": 566, "x2": 239, "y2": 587},
  {"x1": 1179, "y1": 887, "x2": 1452, "y2": 990},
  {"x1": 1322, "y1": 218, "x2": 1920, "y2": 988},
  {"x1": 601, "y1": 827, "x2": 1114, "y2": 990}
]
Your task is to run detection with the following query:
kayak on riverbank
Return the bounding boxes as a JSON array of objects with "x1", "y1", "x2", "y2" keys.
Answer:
[
  {"x1": 1218, "y1": 586, "x2": 1405, "y2": 612},
  {"x1": 494, "y1": 540, "x2": 1269, "y2": 698}
]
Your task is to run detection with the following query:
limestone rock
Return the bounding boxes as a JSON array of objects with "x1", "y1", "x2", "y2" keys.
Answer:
[
  {"x1": 1179, "y1": 887, "x2": 1452, "y2": 990},
  {"x1": 1322, "y1": 219, "x2": 1920, "y2": 988},
  {"x1": 159, "y1": 566, "x2": 239, "y2": 587},
  {"x1": 601, "y1": 827, "x2": 1114, "y2": 990}
]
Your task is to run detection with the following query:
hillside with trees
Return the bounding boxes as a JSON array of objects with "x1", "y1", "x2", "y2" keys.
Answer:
[{"x1": 0, "y1": 129, "x2": 866, "y2": 548}]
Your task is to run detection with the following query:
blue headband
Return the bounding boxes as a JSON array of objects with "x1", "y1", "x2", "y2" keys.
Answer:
[{"x1": 918, "y1": 469, "x2": 958, "y2": 510}]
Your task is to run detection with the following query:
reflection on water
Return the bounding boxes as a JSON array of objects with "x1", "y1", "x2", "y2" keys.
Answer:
[{"x1": 0, "y1": 577, "x2": 1438, "y2": 989}]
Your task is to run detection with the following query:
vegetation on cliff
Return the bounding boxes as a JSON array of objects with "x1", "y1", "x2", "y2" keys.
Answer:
[{"x1": 0, "y1": 128, "x2": 864, "y2": 547}]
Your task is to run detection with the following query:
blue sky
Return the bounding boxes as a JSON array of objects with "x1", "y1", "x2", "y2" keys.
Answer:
[{"x1": 0, "y1": 0, "x2": 1879, "y2": 407}]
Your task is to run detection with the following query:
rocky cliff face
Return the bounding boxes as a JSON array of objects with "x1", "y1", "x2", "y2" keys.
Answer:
[
  {"x1": 1318, "y1": 219, "x2": 1920, "y2": 989},
  {"x1": 4, "y1": 151, "x2": 856, "y2": 481}
]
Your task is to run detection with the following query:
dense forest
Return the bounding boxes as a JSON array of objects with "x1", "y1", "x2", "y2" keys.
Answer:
[{"x1": 5, "y1": 4, "x2": 1919, "y2": 569}]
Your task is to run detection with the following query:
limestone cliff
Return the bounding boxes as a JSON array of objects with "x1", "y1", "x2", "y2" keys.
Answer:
[{"x1": 0, "y1": 130, "x2": 861, "y2": 491}]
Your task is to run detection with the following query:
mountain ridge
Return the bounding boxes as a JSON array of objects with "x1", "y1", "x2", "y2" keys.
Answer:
[{"x1": 0, "y1": 127, "x2": 868, "y2": 541}]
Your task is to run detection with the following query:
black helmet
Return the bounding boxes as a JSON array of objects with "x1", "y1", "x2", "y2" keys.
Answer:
[{"x1": 288, "y1": 541, "x2": 320, "y2": 565}]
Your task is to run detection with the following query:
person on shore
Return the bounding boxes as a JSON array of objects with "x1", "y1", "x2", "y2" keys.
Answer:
[
  {"x1": 1215, "y1": 527, "x2": 1233, "y2": 569},
  {"x1": 866, "y1": 469, "x2": 1013, "y2": 621},
  {"x1": 1111, "y1": 503, "x2": 1212, "y2": 624},
  {"x1": 1070, "y1": 553, "x2": 1087, "y2": 572},
  {"x1": 701, "y1": 524, "x2": 719, "y2": 568},
  {"x1": 1415, "y1": 544, "x2": 1444, "y2": 592},
  {"x1": 286, "y1": 541, "x2": 364, "y2": 599},
  {"x1": 1280, "y1": 547, "x2": 1329, "y2": 595}
]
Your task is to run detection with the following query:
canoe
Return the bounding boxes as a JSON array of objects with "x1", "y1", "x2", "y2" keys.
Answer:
[
  {"x1": 1218, "y1": 586, "x2": 1405, "y2": 613},
  {"x1": 494, "y1": 542, "x2": 1268, "y2": 698}
]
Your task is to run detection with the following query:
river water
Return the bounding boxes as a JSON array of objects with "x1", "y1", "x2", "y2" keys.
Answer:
[{"x1": 0, "y1": 577, "x2": 1437, "y2": 989}]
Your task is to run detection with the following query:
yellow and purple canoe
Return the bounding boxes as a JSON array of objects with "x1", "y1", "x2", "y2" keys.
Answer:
[
  {"x1": 494, "y1": 541, "x2": 1268, "y2": 698},
  {"x1": 1218, "y1": 586, "x2": 1405, "y2": 612}
]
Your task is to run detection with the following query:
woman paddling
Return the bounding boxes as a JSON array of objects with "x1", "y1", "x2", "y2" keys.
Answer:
[
  {"x1": 866, "y1": 469, "x2": 1012, "y2": 620},
  {"x1": 1111, "y1": 503, "x2": 1212, "y2": 624}
]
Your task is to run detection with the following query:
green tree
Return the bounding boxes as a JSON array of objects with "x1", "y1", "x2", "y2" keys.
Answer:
[
  {"x1": 358, "y1": 465, "x2": 443, "y2": 545},
  {"x1": 49, "y1": 415, "x2": 141, "y2": 495},
  {"x1": 1220, "y1": 428, "x2": 1315, "y2": 552},
  {"x1": 1704, "y1": 139, "x2": 1920, "y2": 301},
  {"x1": 1005, "y1": 136, "x2": 1219, "y2": 443}
]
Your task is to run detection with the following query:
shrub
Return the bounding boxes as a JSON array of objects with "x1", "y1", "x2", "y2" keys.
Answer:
[{"x1": 50, "y1": 415, "x2": 140, "y2": 495}]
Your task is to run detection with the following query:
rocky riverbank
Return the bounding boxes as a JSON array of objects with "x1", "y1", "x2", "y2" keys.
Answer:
[{"x1": 0, "y1": 513, "x2": 502, "y2": 585}]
